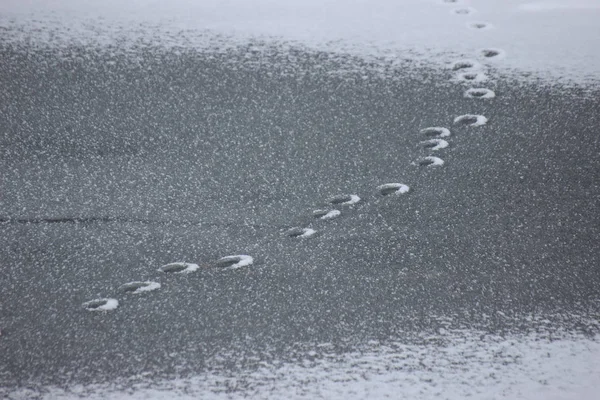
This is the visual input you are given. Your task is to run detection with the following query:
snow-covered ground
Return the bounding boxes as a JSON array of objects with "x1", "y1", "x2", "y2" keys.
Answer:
[{"x1": 1, "y1": 0, "x2": 599, "y2": 84}]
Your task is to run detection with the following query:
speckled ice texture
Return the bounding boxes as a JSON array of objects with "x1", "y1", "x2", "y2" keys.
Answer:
[{"x1": 1, "y1": 0, "x2": 600, "y2": 399}]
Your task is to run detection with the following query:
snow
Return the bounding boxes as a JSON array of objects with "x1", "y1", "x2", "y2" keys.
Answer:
[
  {"x1": 421, "y1": 127, "x2": 451, "y2": 138},
  {"x1": 464, "y1": 88, "x2": 496, "y2": 99},
  {"x1": 82, "y1": 298, "x2": 118, "y2": 312},
  {"x1": 8, "y1": 330, "x2": 600, "y2": 400},
  {"x1": 0, "y1": 0, "x2": 599, "y2": 84},
  {"x1": 454, "y1": 114, "x2": 489, "y2": 127},
  {"x1": 420, "y1": 138, "x2": 449, "y2": 150},
  {"x1": 119, "y1": 281, "x2": 161, "y2": 294}
]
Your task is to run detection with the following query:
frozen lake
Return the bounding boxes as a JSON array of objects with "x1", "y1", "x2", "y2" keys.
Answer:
[{"x1": 1, "y1": 1, "x2": 600, "y2": 399}]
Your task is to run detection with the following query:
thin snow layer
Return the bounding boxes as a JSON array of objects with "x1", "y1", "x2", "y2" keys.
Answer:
[
  {"x1": 82, "y1": 298, "x2": 118, "y2": 312},
  {"x1": 454, "y1": 114, "x2": 489, "y2": 127},
  {"x1": 0, "y1": 0, "x2": 598, "y2": 85},
  {"x1": 9, "y1": 330, "x2": 600, "y2": 400},
  {"x1": 216, "y1": 255, "x2": 254, "y2": 270}
]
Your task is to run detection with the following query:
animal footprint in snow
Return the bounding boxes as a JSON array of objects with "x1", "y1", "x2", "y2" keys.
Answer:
[
  {"x1": 119, "y1": 281, "x2": 161, "y2": 294},
  {"x1": 464, "y1": 88, "x2": 496, "y2": 99},
  {"x1": 455, "y1": 72, "x2": 488, "y2": 83},
  {"x1": 467, "y1": 22, "x2": 493, "y2": 30},
  {"x1": 451, "y1": 60, "x2": 481, "y2": 71},
  {"x1": 214, "y1": 255, "x2": 254, "y2": 270},
  {"x1": 158, "y1": 262, "x2": 200, "y2": 274},
  {"x1": 420, "y1": 138, "x2": 449, "y2": 150},
  {"x1": 286, "y1": 227, "x2": 316, "y2": 238},
  {"x1": 454, "y1": 114, "x2": 488, "y2": 126},
  {"x1": 82, "y1": 298, "x2": 118, "y2": 312},
  {"x1": 377, "y1": 183, "x2": 410, "y2": 196},
  {"x1": 418, "y1": 157, "x2": 444, "y2": 167},
  {"x1": 480, "y1": 48, "x2": 506, "y2": 60},
  {"x1": 313, "y1": 209, "x2": 341, "y2": 220},
  {"x1": 327, "y1": 194, "x2": 361, "y2": 206},
  {"x1": 421, "y1": 127, "x2": 451, "y2": 138},
  {"x1": 452, "y1": 7, "x2": 476, "y2": 15}
]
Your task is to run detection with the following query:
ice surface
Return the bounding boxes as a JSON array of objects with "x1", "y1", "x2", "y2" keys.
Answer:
[{"x1": 82, "y1": 298, "x2": 118, "y2": 312}]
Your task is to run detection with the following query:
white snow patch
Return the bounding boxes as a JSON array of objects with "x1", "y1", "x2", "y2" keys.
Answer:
[
  {"x1": 82, "y1": 298, "x2": 118, "y2": 312},
  {"x1": 158, "y1": 262, "x2": 200, "y2": 274},
  {"x1": 0, "y1": 0, "x2": 598, "y2": 84},
  {"x1": 420, "y1": 127, "x2": 451, "y2": 138},
  {"x1": 419, "y1": 156, "x2": 445, "y2": 166},
  {"x1": 119, "y1": 281, "x2": 161, "y2": 294},
  {"x1": 313, "y1": 209, "x2": 341, "y2": 220},
  {"x1": 10, "y1": 330, "x2": 600, "y2": 400},
  {"x1": 454, "y1": 114, "x2": 488, "y2": 126},
  {"x1": 215, "y1": 255, "x2": 254, "y2": 270},
  {"x1": 519, "y1": 1, "x2": 600, "y2": 11},
  {"x1": 377, "y1": 183, "x2": 410, "y2": 195},
  {"x1": 420, "y1": 138, "x2": 449, "y2": 150},
  {"x1": 464, "y1": 88, "x2": 496, "y2": 99}
]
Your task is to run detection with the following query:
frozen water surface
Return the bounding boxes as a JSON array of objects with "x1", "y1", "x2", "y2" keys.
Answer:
[{"x1": 1, "y1": 0, "x2": 599, "y2": 399}]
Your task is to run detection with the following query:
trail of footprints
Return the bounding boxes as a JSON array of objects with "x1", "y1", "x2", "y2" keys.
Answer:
[{"x1": 82, "y1": 2, "x2": 504, "y2": 313}]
